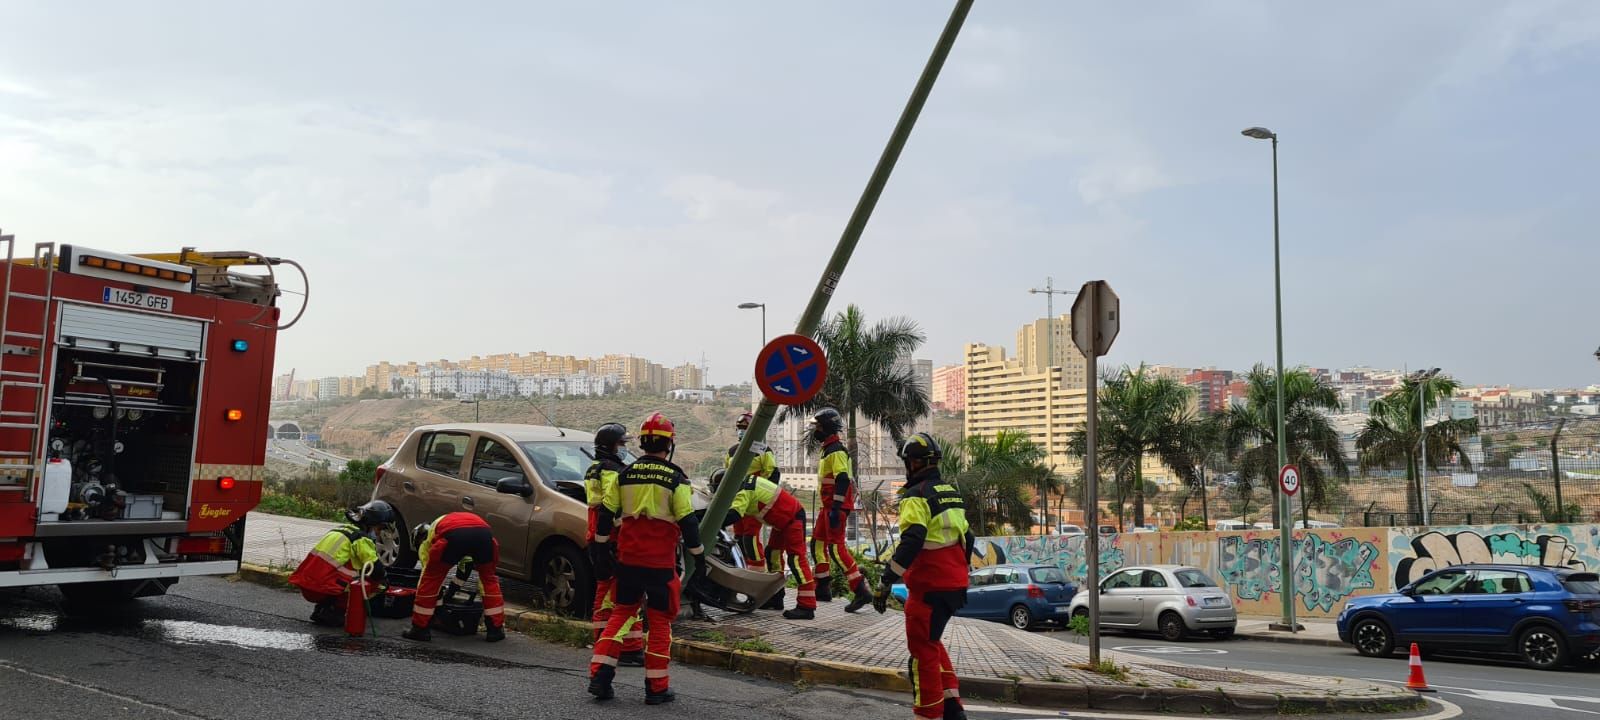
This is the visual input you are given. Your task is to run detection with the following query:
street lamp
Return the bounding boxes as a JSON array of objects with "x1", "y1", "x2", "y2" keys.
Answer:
[
  {"x1": 460, "y1": 398, "x2": 480, "y2": 423},
  {"x1": 1242, "y1": 125, "x2": 1296, "y2": 632},
  {"x1": 1410, "y1": 367, "x2": 1441, "y2": 524},
  {"x1": 737, "y1": 302, "x2": 767, "y2": 345}
]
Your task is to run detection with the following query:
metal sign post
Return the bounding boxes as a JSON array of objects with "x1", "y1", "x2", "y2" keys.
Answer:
[
  {"x1": 1071, "y1": 280, "x2": 1119, "y2": 666},
  {"x1": 696, "y1": 0, "x2": 975, "y2": 561}
]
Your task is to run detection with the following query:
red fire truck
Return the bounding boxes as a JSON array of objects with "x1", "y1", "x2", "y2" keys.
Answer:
[{"x1": 0, "y1": 232, "x2": 300, "y2": 602}]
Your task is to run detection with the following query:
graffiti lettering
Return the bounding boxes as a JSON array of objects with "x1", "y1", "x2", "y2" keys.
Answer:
[
  {"x1": 1219, "y1": 536, "x2": 1280, "y2": 601},
  {"x1": 1393, "y1": 530, "x2": 1589, "y2": 587},
  {"x1": 1296, "y1": 535, "x2": 1378, "y2": 612}
]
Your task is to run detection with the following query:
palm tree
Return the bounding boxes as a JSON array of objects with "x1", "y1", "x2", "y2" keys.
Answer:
[
  {"x1": 937, "y1": 430, "x2": 1046, "y2": 535},
  {"x1": 1165, "y1": 413, "x2": 1228, "y2": 526},
  {"x1": 1067, "y1": 364, "x2": 1198, "y2": 527},
  {"x1": 1220, "y1": 365, "x2": 1350, "y2": 528},
  {"x1": 1356, "y1": 373, "x2": 1478, "y2": 521},
  {"x1": 786, "y1": 304, "x2": 930, "y2": 543}
]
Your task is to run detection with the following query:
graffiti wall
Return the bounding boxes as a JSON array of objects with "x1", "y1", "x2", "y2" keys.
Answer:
[{"x1": 972, "y1": 523, "x2": 1600, "y2": 618}]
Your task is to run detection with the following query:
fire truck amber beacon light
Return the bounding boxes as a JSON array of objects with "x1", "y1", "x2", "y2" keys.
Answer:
[{"x1": 225, "y1": 409, "x2": 244, "y2": 422}]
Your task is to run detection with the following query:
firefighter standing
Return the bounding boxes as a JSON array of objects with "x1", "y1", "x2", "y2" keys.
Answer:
[
  {"x1": 872, "y1": 433, "x2": 974, "y2": 720},
  {"x1": 402, "y1": 512, "x2": 506, "y2": 643},
  {"x1": 726, "y1": 411, "x2": 780, "y2": 602},
  {"x1": 586, "y1": 423, "x2": 645, "y2": 666},
  {"x1": 588, "y1": 413, "x2": 705, "y2": 705},
  {"x1": 709, "y1": 468, "x2": 817, "y2": 619},
  {"x1": 289, "y1": 500, "x2": 392, "y2": 632},
  {"x1": 808, "y1": 407, "x2": 874, "y2": 610}
]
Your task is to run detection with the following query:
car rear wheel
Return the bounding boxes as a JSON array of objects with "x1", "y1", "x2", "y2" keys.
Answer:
[
  {"x1": 1010, "y1": 604, "x2": 1034, "y2": 630},
  {"x1": 1158, "y1": 611, "x2": 1187, "y2": 642},
  {"x1": 1352, "y1": 618, "x2": 1395, "y2": 658},
  {"x1": 375, "y1": 516, "x2": 415, "y2": 570},
  {"x1": 1518, "y1": 626, "x2": 1568, "y2": 670}
]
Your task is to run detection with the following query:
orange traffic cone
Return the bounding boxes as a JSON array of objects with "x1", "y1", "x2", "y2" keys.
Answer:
[{"x1": 1405, "y1": 643, "x2": 1434, "y2": 692}]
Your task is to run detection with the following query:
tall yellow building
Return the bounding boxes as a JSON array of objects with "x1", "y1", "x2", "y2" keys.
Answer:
[
  {"x1": 1015, "y1": 315, "x2": 1090, "y2": 390},
  {"x1": 963, "y1": 343, "x2": 1088, "y2": 471}
]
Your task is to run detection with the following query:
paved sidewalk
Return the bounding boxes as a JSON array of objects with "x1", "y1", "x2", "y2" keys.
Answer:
[
  {"x1": 244, "y1": 512, "x2": 1413, "y2": 713},
  {"x1": 1235, "y1": 615, "x2": 1345, "y2": 647}
]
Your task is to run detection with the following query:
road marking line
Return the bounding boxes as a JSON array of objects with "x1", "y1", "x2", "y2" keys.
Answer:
[{"x1": 0, "y1": 660, "x2": 212, "y2": 719}]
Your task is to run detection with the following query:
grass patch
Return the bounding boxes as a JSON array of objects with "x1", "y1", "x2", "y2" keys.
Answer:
[
  {"x1": 524, "y1": 617, "x2": 593, "y2": 649},
  {"x1": 256, "y1": 491, "x2": 345, "y2": 522},
  {"x1": 733, "y1": 638, "x2": 776, "y2": 653},
  {"x1": 1073, "y1": 660, "x2": 1129, "y2": 682},
  {"x1": 693, "y1": 630, "x2": 730, "y2": 644},
  {"x1": 1173, "y1": 679, "x2": 1196, "y2": 689}
]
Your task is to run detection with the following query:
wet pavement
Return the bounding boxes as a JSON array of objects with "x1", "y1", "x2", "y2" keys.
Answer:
[{"x1": 0, "y1": 576, "x2": 915, "y2": 720}]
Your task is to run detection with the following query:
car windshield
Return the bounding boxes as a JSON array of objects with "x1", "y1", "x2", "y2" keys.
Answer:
[
  {"x1": 518, "y1": 441, "x2": 634, "y2": 484},
  {"x1": 1031, "y1": 567, "x2": 1067, "y2": 584},
  {"x1": 1174, "y1": 569, "x2": 1218, "y2": 588},
  {"x1": 1562, "y1": 572, "x2": 1600, "y2": 594}
]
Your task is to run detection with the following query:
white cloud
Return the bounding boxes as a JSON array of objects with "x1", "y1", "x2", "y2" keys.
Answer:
[{"x1": 662, "y1": 174, "x2": 781, "y2": 223}]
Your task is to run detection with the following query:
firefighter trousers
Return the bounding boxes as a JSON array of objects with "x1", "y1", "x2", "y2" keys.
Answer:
[
  {"x1": 411, "y1": 526, "x2": 504, "y2": 631},
  {"x1": 762, "y1": 514, "x2": 816, "y2": 609},
  {"x1": 904, "y1": 587, "x2": 966, "y2": 719},
  {"x1": 590, "y1": 564, "x2": 679, "y2": 694},
  {"x1": 592, "y1": 576, "x2": 645, "y2": 652},
  {"x1": 811, "y1": 507, "x2": 866, "y2": 595}
]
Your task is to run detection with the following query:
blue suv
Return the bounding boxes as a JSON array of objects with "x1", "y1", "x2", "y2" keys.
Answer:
[{"x1": 1337, "y1": 564, "x2": 1600, "y2": 670}]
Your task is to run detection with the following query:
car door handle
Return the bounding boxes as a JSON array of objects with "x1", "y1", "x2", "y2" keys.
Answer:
[{"x1": 461, "y1": 496, "x2": 475, "y2": 507}]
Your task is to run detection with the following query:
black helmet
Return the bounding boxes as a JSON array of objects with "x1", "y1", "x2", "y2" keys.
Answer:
[
  {"x1": 349, "y1": 499, "x2": 395, "y2": 528},
  {"x1": 411, "y1": 521, "x2": 431, "y2": 552},
  {"x1": 899, "y1": 432, "x2": 943, "y2": 464},
  {"x1": 594, "y1": 422, "x2": 628, "y2": 450},
  {"x1": 708, "y1": 468, "x2": 727, "y2": 493},
  {"x1": 810, "y1": 407, "x2": 843, "y2": 439}
]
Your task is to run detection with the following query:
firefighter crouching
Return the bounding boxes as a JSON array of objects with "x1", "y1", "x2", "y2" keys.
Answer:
[
  {"x1": 873, "y1": 433, "x2": 974, "y2": 720},
  {"x1": 726, "y1": 411, "x2": 779, "y2": 596},
  {"x1": 402, "y1": 512, "x2": 506, "y2": 643},
  {"x1": 586, "y1": 422, "x2": 645, "y2": 667},
  {"x1": 589, "y1": 413, "x2": 705, "y2": 705},
  {"x1": 289, "y1": 500, "x2": 392, "y2": 634},
  {"x1": 709, "y1": 468, "x2": 817, "y2": 619},
  {"x1": 808, "y1": 407, "x2": 874, "y2": 610}
]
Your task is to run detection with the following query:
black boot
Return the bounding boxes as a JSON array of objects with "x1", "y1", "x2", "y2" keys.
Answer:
[
  {"x1": 943, "y1": 698, "x2": 968, "y2": 720},
  {"x1": 484, "y1": 625, "x2": 505, "y2": 642},
  {"x1": 761, "y1": 590, "x2": 786, "y2": 611},
  {"x1": 402, "y1": 625, "x2": 432, "y2": 642},
  {"x1": 844, "y1": 587, "x2": 874, "y2": 614},
  {"x1": 309, "y1": 602, "x2": 342, "y2": 627},
  {"x1": 782, "y1": 607, "x2": 815, "y2": 620},
  {"x1": 815, "y1": 580, "x2": 833, "y2": 603},
  {"x1": 645, "y1": 687, "x2": 676, "y2": 706},
  {"x1": 618, "y1": 650, "x2": 645, "y2": 667},
  {"x1": 588, "y1": 665, "x2": 616, "y2": 701}
]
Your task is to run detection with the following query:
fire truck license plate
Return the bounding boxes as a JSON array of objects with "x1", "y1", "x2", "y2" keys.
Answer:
[{"x1": 102, "y1": 287, "x2": 173, "y2": 313}]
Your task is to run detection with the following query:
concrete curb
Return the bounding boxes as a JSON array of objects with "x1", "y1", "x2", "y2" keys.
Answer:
[
  {"x1": 233, "y1": 564, "x2": 1422, "y2": 715},
  {"x1": 1234, "y1": 631, "x2": 1347, "y2": 649}
]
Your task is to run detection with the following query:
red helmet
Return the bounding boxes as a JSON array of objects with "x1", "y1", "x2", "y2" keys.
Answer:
[
  {"x1": 640, "y1": 412, "x2": 675, "y2": 440},
  {"x1": 735, "y1": 412, "x2": 754, "y2": 430}
]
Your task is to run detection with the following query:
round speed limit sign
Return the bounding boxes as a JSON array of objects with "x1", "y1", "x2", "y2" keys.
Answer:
[{"x1": 1279, "y1": 464, "x2": 1301, "y2": 497}]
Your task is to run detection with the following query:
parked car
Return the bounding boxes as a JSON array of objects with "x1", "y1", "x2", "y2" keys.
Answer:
[
  {"x1": 1068, "y1": 565, "x2": 1237, "y2": 641},
  {"x1": 890, "y1": 563, "x2": 1076, "y2": 630},
  {"x1": 1336, "y1": 564, "x2": 1600, "y2": 670},
  {"x1": 370, "y1": 423, "x2": 634, "y2": 616},
  {"x1": 1057, "y1": 524, "x2": 1085, "y2": 536},
  {"x1": 1097, "y1": 525, "x2": 1118, "y2": 536},
  {"x1": 1213, "y1": 519, "x2": 1249, "y2": 531}
]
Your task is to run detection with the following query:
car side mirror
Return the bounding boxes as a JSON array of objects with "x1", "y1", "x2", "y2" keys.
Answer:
[
  {"x1": 496, "y1": 475, "x2": 533, "y2": 498},
  {"x1": 1399, "y1": 586, "x2": 1416, "y2": 597}
]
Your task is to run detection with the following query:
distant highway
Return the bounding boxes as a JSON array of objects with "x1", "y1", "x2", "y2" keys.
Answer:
[{"x1": 267, "y1": 438, "x2": 352, "y2": 467}]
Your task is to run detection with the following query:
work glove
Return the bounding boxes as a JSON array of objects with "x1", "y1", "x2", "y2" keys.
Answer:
[
  {"x1": 828, "y1": 506, "x2": 843, "y2": 530},
  {"x1": 588, "y1": 540, "x2": 615, "y2": 579},
  {"x1": 874, "y1": 569, "x2": 900, "y2": 614},
  {"x1": 690, "y1": 553, "x2": 709, "y2": 583}
]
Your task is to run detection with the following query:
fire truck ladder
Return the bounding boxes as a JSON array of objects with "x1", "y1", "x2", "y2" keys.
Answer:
[{"x1": 0, "y1": 231, "x2": 57, "y2": 497}]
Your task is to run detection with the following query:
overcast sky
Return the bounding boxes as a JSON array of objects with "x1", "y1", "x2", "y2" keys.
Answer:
[{"x1": 3, "y1": 1, "x2": 1597, "y2": 389}]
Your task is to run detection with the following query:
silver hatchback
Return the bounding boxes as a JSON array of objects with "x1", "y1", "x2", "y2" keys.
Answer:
[{"x1": 1068, "y1": 565, "x2": 1237, "y2": 641}]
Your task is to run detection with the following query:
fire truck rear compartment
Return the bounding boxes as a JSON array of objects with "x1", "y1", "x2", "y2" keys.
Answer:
[{"x1": 46, "y1": 347, "x2": 199, "y2": 523}]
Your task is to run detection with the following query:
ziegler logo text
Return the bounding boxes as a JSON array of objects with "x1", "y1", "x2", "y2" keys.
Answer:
[{"x1": 198, "y1": 504, "x2": 232, "y2": 520}]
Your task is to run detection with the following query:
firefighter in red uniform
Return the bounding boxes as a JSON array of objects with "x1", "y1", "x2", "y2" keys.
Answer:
[
  {"x1": 586, "y1": 423, "x2": 645, "y2": 666},
  {"x1": 726, "y1": 411, "x2": 780, "y2": 602},
  {"x1": 289, "y1": 500, "x2": 392, "y2": 631},
  {"x1": 808, "y1": 407, "x2": 874, "y2": 609},
  {"x1": 873, "y1": 433, "x2": 974, "y2": 720},
  {"x1": 709, "y1": 468, "x2": 817, "y2": 619},
  {"x1": 589, "y1": 413, "x2": 704, "y2": 705},
  {"x1": 402, "y1": 512, "x2": 506, "y2": 643}
]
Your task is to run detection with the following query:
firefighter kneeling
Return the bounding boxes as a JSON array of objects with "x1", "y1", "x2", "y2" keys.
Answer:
[
  {"x1": 402, "y1": 512, "x2": 506, "y2": 643},
  {"x1": 709, "y1": 468, "x2": 816, "y2": 619},
  {"x1": 873, "y1": 433, "x2": 973, "y2": 720},
  {"x1": 289, "y1": 500, "x2": 392, "y2": 635},
  {"x1": 589, "y1": 413, "x2": 704, "y2": 705}
]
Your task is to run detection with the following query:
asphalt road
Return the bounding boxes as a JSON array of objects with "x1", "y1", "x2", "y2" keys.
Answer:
[
  {"x1": 266, "y1": 439, "x2": 351, "y2": 468},
  {"x1": 1036, "y1": 624, "x2": 1600, "y2": 718}
]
